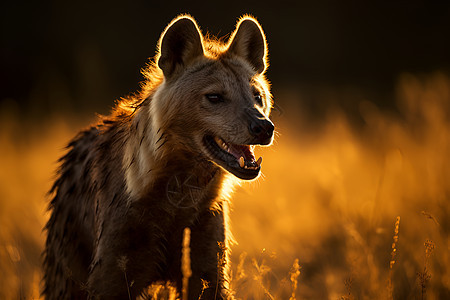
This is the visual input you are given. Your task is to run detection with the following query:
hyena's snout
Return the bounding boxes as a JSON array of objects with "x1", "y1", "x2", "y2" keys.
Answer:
[{"x1": 247, "y1": 110, "x2": 274, "y2": 145}]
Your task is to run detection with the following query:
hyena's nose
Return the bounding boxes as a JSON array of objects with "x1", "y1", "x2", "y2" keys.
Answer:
[{"x1": 249, "y1": 118, "x2": 274, "y2": 145}]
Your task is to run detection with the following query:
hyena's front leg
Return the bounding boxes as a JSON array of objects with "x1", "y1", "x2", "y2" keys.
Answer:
[{"x1": 187, "y1": 205, "x2": 234, "y2": 300}]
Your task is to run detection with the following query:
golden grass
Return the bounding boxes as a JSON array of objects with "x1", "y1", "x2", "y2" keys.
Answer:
[
  {"x1": 182, "y1": 228, "x2": 192, "y2": 300},
  {"x1": 388, "y1": 216, "x2": 400, "y2": 300},
  {"x1": 0, "y1": 73, "x2": 449, "y2": 299}
]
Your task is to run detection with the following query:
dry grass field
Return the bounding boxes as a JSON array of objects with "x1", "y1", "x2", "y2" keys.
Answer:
[{"x1": 0, "y1": 73, "x2": 449, "y2": 299}]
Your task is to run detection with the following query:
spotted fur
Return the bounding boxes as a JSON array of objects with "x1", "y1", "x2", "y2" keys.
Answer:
[{"x1": 43, "y1": 15, "x2": 273, "y2": 299}]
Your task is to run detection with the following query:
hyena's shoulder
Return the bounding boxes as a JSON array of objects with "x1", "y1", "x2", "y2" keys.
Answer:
[{"x1": 50, "y1": 120, "x2": 124, "y2": 206}]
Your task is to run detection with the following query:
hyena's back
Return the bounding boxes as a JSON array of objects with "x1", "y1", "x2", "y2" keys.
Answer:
[{"x1": 44, "y1": 127, "x2": 100, "y2": 298}]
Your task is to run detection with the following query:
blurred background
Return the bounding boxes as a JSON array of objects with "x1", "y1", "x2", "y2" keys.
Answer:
[{"x1": 1, "y1": 1, "x2": 449, "y2": 299}]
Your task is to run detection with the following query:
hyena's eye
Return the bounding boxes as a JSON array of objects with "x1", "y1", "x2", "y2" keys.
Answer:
[
  {"x1": 254, "y1": 93, "x2": 263, "y2": 106},
  {"x1": 206, "y1": 94, "x2": 224, "y2": 104}
]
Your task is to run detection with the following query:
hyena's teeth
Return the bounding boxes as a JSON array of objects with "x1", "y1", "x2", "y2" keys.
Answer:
[
  {"x1": 215, "y1": 136, "x2": 229, "y2": 152},
  {"x1": 222, "y1": 142, "x2": 229, "y2": 151},
  {"x1": 239, "y1": 156, "x2": 245, "y2": 168},
  {"x1": 256, "y1": 157, "x2": 263, "y2": 167}
]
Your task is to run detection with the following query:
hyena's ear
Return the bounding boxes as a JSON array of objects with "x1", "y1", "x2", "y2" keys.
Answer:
[
  {"x1": 158, "y1": 16, "x2": 204, "y2": 78},
  {"x1": 227, "y1": 16, "x2": 267, "y2": 74}
]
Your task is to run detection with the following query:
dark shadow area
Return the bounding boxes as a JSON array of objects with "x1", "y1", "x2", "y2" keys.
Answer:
[{"x1": 1, "y1": 1, "x2": 450, "y2": 122}]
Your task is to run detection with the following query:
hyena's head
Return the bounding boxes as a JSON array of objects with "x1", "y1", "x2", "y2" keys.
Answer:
[{"x1": 153, "y1": 15, "x2": 274, "y2": 180}]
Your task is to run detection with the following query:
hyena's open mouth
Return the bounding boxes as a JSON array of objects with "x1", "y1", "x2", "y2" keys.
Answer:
[{"x1": 203, "y1": 135, "x2": 262, "y2": 180}]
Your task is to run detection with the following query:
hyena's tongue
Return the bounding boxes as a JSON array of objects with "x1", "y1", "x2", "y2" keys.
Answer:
[
  {"x1": 228, "y1": 144, "x2": 262, "y2": 170},
  {"x1": 214, "y1": 137, "x2": 262, "y2": 169},
  {"x1": 228, "y1": 144, "x2": 255, "y2": 162}
]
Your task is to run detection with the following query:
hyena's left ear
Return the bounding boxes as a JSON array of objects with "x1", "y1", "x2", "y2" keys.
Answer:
[
  {"x1": 227, "y1": 16, "x2": 268, "y2": 74},
  {"x1": 158, "y1": 16, "x2": 204, "y2": 78}
]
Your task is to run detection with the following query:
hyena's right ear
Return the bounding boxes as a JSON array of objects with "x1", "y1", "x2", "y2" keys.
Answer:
[{"x1": 158, "y1": 16, "x2": 204, "y2": 78}]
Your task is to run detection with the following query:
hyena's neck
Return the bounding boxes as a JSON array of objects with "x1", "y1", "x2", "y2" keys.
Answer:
[
  {"x1": 121, "y1": 97, "x2": 228, "y2": 201},
  {"x1": 122, "y1": 99, "x2": 164, "y2": 198}
]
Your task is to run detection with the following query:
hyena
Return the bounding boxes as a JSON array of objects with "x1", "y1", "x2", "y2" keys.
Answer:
[{"x1": 43, "y1": 15, "x2": 274, "y2": 299}]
